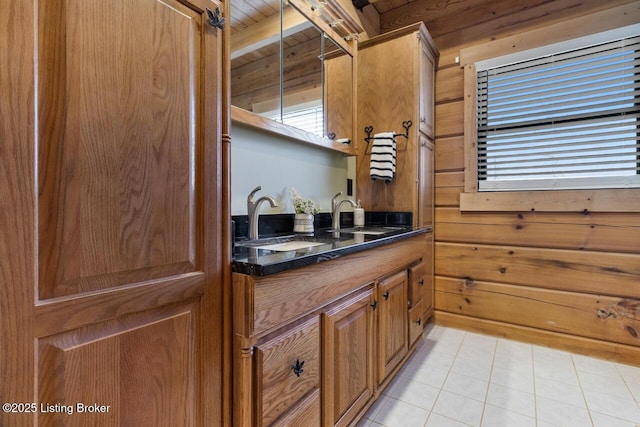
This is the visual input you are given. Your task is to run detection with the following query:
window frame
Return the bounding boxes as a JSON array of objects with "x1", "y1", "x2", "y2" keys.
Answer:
[{"x1": 459, "y1": 3, "x2": 640, "y2": 212}]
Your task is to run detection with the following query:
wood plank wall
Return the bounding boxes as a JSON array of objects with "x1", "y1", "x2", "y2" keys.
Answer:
[{"x1": 383, "y1": 0, "x2": 640, "y2": 364}]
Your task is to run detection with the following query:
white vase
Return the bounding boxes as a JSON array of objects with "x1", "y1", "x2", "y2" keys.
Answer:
[{"x1": 293, "y1": 213, "x2": 314, "y2": 234}]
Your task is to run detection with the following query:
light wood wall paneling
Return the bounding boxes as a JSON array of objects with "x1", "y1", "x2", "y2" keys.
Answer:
[
  {"x1": 435, "y1": 277, "x2": 640, "y2": 348},
  {"x1": 435, "y1": 64, "x2": 463, "y2": 103},
  {"x1": 434, "y1": 136, "x2": 464, "y2": 172},
  {"x1": 434, "y1": 101, "x2": 464, "y2": 138},
  {"x1": 436, "y1": 208, "x2": 640, "y2": 254},
  {"x1": 437, "y1": 48, "x2": 463, "y2": 69},
  {"x1": 368, "y1": 0, "x2": 640, "y2": 363},
  {"x1": 380, "y1": 0, "x2": 638, "y2": 49},
  {"x1": 434, "y1": 311, "x2": 640, "y2": 366},
  {"x1": 434, "y1": 171, "x2": 463, "y2": 207},
  {"x1": 436, "y1": 242, "x2": 640, "y2": 298}
]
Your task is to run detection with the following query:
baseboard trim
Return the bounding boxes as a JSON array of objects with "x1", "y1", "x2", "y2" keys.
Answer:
[{"x1": 434, "y1": 311, "x2": 640, "y2": 367}]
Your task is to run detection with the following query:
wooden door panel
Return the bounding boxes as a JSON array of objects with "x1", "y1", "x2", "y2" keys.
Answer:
[
  {"x1": 322, "y1": 288, "x2": 374, "y2": 426},
  {"x1": 2, "y1": 0, "x2": 224, "y2": 424},
  {"x1": 38, "y1": 304, "x2": 196, "y2": 427},
  {"x1": 377, "y1": 270, "x2": 408, "y2": 384},
  {"x1": 36, "y1": 0, "x2": 203, "y2": 299}
]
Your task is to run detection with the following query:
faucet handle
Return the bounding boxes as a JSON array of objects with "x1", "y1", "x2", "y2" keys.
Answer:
[
  {"x1": 331, "y1": 191, "x2": 343, "y2": 212},
  {"x1": 248, "y1": 186, "x2": 262, "y2": 204}
]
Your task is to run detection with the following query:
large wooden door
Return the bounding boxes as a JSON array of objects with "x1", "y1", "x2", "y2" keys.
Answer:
[{"x1": 0, "y1": 0, "x2": 227, "y2": 425}]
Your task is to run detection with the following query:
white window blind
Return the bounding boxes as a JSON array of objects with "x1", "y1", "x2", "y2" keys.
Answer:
[
  {"x1": 265, "y1": 104, "x2": 324, "y2": 136},
  {"x1": 476, "y1": 34, "x2": 640, "y2": 191}
]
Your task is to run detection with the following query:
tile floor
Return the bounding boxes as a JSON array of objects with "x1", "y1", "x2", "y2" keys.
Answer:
[{"x1": 357, "y1": 324, "x2": 640, "y2": 427}]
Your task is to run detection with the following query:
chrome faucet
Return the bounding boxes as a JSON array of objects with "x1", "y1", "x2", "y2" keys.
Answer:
[
  {"x1": 332, "y1": 198, "x2": 357, "y2": 231},
  {"x1": 247, "y1": 186, "x2": 278, "y2": 240}
]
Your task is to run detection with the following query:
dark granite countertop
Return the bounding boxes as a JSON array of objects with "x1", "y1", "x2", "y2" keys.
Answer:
[{"x1": 232, "y1": 225, "x2": 431, "y2": 276}]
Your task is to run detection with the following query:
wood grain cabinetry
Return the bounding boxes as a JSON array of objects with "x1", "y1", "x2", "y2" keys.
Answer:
[
  {"x1": 376, "y1": 271, "x2": 409, "y2": 385},
  {"x1": 419, "y1": 36, "x2": 437, "y2": 139},
  {"x1": 1, "y1": 0, "x2": 228, "y2": 425},
  {"x1": 322, "y1": 287, "x2": 375, "y2": 427},
  {"x1": 356, "y1": 23, "x2": 438, "y2": 229},
  {"x1": 233, "y1": 235, "x2": 427, "y2": 426},
  {"x1": 255, "y1": 318, "x2": 321, "y2": 426}
]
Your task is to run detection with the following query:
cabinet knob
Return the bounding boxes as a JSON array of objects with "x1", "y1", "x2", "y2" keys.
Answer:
[
  {"x1": 419, "y1": 279, "x2": 424, "y2": 287},
  {"x1": 383, "y1": 290, "x2": 390, "y2": 300},
  {"x1": 415, "y1": 318, "x2": 422, "y2": 326},
  {"x1": 206, "y1": 7, "x2": 225, "y2": 29},
  {"x1": 421, "y1": 116, "x2": 426, "y2": 123},
  {"x1": 292, "y1": 359, "x2": 305, "y2": 377},
  {"x1": 370, "y1": 301, "x2": 378, "y2": 311}
]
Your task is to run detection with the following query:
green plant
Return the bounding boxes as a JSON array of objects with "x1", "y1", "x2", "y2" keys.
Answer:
[{"x1": 290, "y1": 187, "x2": 320, "y2": 215}]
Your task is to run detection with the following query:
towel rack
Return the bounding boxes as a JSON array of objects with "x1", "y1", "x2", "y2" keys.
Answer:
[{"x1": 363, "y1": 120, "x2": 412, "y2": 154}]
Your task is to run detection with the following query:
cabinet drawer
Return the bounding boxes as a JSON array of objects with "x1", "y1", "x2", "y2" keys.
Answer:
[
  {"x1": 272, "y1": 389, "x2": 320, "y2": 427},
  {"x1": 409, "y1": 261, "x2": 425, "y2": 305},
  {"x1": 255, "y1": 317, "x2": 320, "y2": 426},
  {"x1": 408, "y1": 300, "x2": 424, "y2": 346}
]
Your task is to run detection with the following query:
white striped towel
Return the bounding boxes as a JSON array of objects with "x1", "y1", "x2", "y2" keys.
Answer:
[{"x1": 369, "y1": 131, "x2": 396, "y2": 182}]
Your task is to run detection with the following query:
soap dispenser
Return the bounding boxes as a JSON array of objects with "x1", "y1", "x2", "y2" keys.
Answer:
[{"x1": 354, "y1": 200, "x2": 365, "y2": 227}]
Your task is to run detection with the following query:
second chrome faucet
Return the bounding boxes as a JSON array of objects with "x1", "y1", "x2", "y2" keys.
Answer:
[{"x1": 331, "y1": 194, "x2": 357, "y2": 231}]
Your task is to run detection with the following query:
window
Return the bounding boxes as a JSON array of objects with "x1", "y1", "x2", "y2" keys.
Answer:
[
  {"x1": 261, "y1": 100, "x2": 324, "y2": 136},
  {"x1": 475, "y1": 31, "x2": 640, "y2": 191}
]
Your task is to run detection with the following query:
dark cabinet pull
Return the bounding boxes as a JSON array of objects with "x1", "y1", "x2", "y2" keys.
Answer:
[
  {"x1": 206, "y1": 7, "x2": 225, "y2": 29},
  {"x1": 292, "y1": 359, "x2": 305, "y2": 377},
  {"x1": 383, "y1": 290, "x2": 390, "y2": 300},
  {"x1": 419, "y1": 279, "x2": 424, "y2": 287},
  {"x1": 415, "y1": 318, "x2": 422, "y2": 326},
  {"x1": 370, "y1": 300, "x2": 377, "y2": 311}
]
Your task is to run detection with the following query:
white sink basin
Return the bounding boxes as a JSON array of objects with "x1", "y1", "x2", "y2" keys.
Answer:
[
  {"x1": 254, "y1": 241, "x2": 325, "y2": 252},
  {"x1": 337, "y1": 226, "x2": 404, "y2": 235}
]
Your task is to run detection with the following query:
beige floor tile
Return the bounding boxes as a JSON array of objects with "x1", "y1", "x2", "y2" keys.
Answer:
[
  {"x1": 432, "y1": 390, "x2": 484, "y2": 426},
  {"x1": 442, "y1": 371, "x2": 489, "y2": 402},
  {"x1": 481, "y1": 404, "x2": 536, "y2": 427}
]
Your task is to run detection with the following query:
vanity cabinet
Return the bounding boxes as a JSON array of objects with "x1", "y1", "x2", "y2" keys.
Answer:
[{"x1": 232, "y1": 235, "x2": 427, "y2": 426}]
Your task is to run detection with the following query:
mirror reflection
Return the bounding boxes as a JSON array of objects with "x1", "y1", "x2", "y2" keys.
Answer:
[{"x1": 230, "y1": 0, "x2": 353, "y2": 142}]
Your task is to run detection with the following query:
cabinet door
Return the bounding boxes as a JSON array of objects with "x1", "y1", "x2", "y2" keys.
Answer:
[
  {"x1": 323, "y1": 287, "x2": 375, "y2": 427},
  {"x1": 377, "y1": 271, "x2": 408, "y2": 385},
  {"x1": 409, "y1": 261, "x2": 425, "y2": 307},
  {"x1": 2, "y1": 0, "x2": 226, "y2": 425},
  {"x1": 255, "y1": 317, "x2": 321, "y2": 426},
  {"x1": 419, "y1": 37, "x2": 436, "y2": 138},
  {"x1": 408, "y1": 300, "x2": 424, "y2": 346},
  {"x1": 419, "y1": 135, "x2": 435, "y2": 228},
  {"x1": 423, "y1": 233, "x2": 435, "y2": 320}
]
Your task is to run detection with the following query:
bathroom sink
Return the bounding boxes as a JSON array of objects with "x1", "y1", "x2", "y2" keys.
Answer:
[
  {"x1": 332, "y1": 226, "x2": 405, "y2": 235},
  {"x1": 235, "y1": 235, "x2": 329, "y2": 252},
  {"x1": 252, "y1": 241, "x2": 325, "y2": 252}
]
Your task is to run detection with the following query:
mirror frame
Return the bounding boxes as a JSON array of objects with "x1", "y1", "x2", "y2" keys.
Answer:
[{"x1": 231, "y1": 0, "x2": 361, "y2": 155}]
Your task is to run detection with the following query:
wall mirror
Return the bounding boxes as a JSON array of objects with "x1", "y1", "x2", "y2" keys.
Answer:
[{"x1": 230, "y1": 0, "x2": 360, "y2": 152}]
